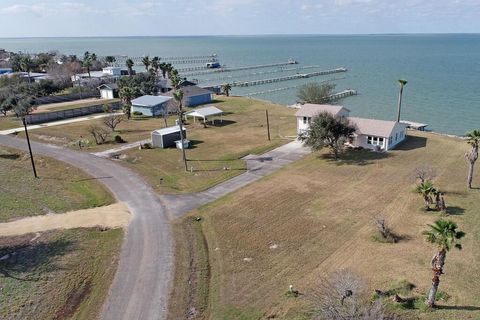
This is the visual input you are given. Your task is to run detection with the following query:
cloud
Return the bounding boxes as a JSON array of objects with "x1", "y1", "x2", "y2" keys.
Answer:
[{"x1": 0, "y1": 2, "x2": 97, "y2": 16}]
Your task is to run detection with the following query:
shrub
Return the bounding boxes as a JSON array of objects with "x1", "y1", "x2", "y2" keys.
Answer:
[
  {"x1": 114, "y1": 135, "x2": 126, "y2": 143},
  {"x1": 133, "y1": 111, "x2": 143, "y2": 116}
]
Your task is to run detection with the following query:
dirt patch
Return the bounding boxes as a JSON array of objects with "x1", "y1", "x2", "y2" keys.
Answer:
[{"x1": 0, "y1": 203, "x2": 131, "y2": 237}]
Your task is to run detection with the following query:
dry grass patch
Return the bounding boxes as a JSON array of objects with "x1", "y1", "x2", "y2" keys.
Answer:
[
  {"x1": 35, "y1": 98, "x2": 119, "y2": 113},
  {"x1": 172, "y1": 131, "x2": 480, "y2": 320},
  {"x1": 0, "y1": 147, "x2": 114, "y2": 222},
  {"x1": 0, "y1": 228, "x2": 123, "y2": 320},
  {"x1": 118, "y1": 96, "x2": 296, "y2": 194}
]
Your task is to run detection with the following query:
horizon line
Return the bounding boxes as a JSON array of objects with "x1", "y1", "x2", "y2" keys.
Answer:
[{"x1": 1, "y1": 32, "x2": 479, "y2": 39}]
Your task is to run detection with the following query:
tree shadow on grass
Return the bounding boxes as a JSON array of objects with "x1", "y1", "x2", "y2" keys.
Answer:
[
  {"x1": 325, "y1": 149, "x2": 391, "y2": 166},
  {"x1": 446, "y1": 206, "x2": 465, "y2": 215},
  {"x1": 204, "y1": 119, "x2": 236, "y2": 128},
  {"x1": 0, "y1": 154, "x2": 20, "y2": 160},
  {"x1": 395, "y1": 135, "x2": 428, "y2": 151},
  {"x1": 435, "y1": 305, "x2": 480, "y2": 311},
  {"x1": 0, "y1": 238, "x2": 75, "y2": 282}
]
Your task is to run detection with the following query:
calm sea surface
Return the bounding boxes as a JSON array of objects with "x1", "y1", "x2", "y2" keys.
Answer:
[{"x1": 1, "y1": 34, "x2": 479, "y2": 135}]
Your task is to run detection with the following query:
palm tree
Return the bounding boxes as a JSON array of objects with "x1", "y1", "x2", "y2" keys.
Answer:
[
  {"x1": 83, "y1": 51, "x2": 96, "y2": 78},
  {"x1": 165, "y1": 63, "x2": 174, "y2": 78},
  {"x1": 142, "y1": 56, "x2": 151, "y2": 71},
  {"x1": 119, "y1": 86, "x2": 139, "y2": 120},
  {"x1": 423, "y1": 219, "x2": 465, "y2": 307},
  {"x1": 126, "y1": 58, "x2": 134, "y2": 76},
  {"x1": 416, "y1": 181, "x2": 436, "y2": 210},
  {"x1": 465, "y1": 129, "x2": 480, "y2": 189},
  {"x1": 173, "y1": 89, "x2": 188, "y2": 171},
  {"x1": 19, "y1": 56, "x2": 34, "y2": 83},
  {"x1": 151, "y1": 56, "x2": 160, "y2": 76},
  {"x1": 222, "y1": 83, "x2": 232, "y2": 96},
  {"x1": 159, "y1": 62, "x2": 167, "y2": 78},
  {"x1": 170, "y1": 69, "x2": 181, "y2": 89},
  {"x1": 396, "y1": 79, "x2": 407, "y2": 122}
]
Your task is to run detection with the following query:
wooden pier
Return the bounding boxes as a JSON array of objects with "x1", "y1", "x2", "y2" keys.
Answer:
[
  {"x1": 181, "y1": 60, "x2": 301, "y2": 77},
  {"x1": 217, "y1": 68, "x2": 347, "y2": 88},
  {"x1": 105, "y1": 54, "x2": 218, "y2": 67},
  {"x1": 400, "y1": 120, "x2": 428, "y2": 131},
  {"x1": 328, "y1": 89, "x2": 358, "y2": 100}
]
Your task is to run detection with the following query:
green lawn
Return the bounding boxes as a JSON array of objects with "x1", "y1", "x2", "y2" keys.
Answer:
[
  {"x1": 0, "y1": 147, "x2": 114, "y2": 222},
  {"x1": 0, "y1": 228, "x2": 123, "y2": 320},
  {"x1": 169, "y1": 131, "x2": 480, "y2": 320}
]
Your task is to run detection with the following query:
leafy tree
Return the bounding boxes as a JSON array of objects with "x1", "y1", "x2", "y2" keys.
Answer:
[
  {"x1": 299, "y1": 111, "x2": 355, "y2": 160},
  {"x1": 423, "y1": 219, "x2": 465, "y2": 307},
  {"x1": 296, "y1": 82, "x2": 336, "y2": 104},
  {"x1": 465, "y1": 129, "x2": 480, "y2": 189},
  {"x1": 222, "y1": 83, "x2": 232, "y2": 96},
  {"x1": 142, "y1": 56, "x2": 151, "y2": 71},
  {"x1": 126, "y1": 58, "x2": 134, "y2": 76},
  {"x1": 105, "y1": 56, "x2": 116, "y2": 66},
  {"x1": 12, "y1": 94, "x2": 36, "y2": 118},
  {"x1": 416, "y1": 181, "x2": 436, "y2": 210},
  {"x1": 0, "y1": 90, "x2": 14, "y2": 116},
  {"x1": 173, "y1": 89, "x2": 188, "y2": 171}
]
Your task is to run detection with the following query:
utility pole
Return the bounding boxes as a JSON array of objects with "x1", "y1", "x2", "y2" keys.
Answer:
[
  {"x1": 22, "y1": 117, "x2": 38, "y2": 178},
  {"x1": 265, "y1": 110, "x2": 271, "y2": 141},
  {"x1": 397, "y1": 79, "x2": 407, "y2": 122}
]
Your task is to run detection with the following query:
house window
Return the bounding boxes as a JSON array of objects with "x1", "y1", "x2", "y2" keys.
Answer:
[
  {"x1": 367, "y1": 136, "x2": 385, "y2": 147},
  {"x1": 303, "y1": 117, "x2": 308, "y2": 124},
  {"x1": 389, "y1": 137, "x2": 393, "y2": 145},
  {"x1": 395, "y1": 133, "x2": 398, "y2": 141}
]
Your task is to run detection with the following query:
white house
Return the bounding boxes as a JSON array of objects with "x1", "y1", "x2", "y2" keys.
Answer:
[
  {"x1": 295, "y1": 104, "x2": 351, "y2": 134},
  {"x1": 347, "y1": 117, "x2": 407, "y2": 151},
  {"x1": 295, "y1": 103, "x2": 407, "y2": 151},
  {"x1": 97, "y1": 83, "x2": 119, "y2": 99}
]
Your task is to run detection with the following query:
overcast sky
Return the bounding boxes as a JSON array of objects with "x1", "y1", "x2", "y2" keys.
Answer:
[{"x1": 0, "y1": 0, "x2": 479, "y2": 37}]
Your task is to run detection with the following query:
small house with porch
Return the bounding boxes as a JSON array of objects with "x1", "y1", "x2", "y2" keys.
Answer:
[
  {"x1": 295, "y1": 103, "x2": 407, "y2": 151},
  {"x1": 131, "y1": 95, "x2": 172, "y2": 117},
  {"x1": 347, "y1": 117, "x2": 407, "y2": 151}
]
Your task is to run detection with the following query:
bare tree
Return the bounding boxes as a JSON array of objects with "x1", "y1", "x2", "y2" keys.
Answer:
[
  {"x1": 373, "y1": 216, "x2": 396, "y2": 243},
  {"x1": 413, "y1": 165, "x2": 437, "y2": 184},
  {"x1": 88, "y1": 125, "x2": 109, "y2": 145},
  {"x1": 309, "y1": 270, "x2": 396, "y2": 320},
  {"x1": 103, "y1": 113, "x2": 124, "y2": 132}
]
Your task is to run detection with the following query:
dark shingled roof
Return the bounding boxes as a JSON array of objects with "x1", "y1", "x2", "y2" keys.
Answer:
[{"x1": 165, "y1": 85, "x2": 213, "y2": 98}]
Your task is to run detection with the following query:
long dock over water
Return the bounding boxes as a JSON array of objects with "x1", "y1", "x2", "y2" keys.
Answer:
[
  {"x1": 104, "y1": 54, "x2": 218, "y2": 67},
  {"x1": 181, "y1": 60, "x2": 299, "y2": 77},
  {"x1": 216, "y1": 68, "x2": 347, "y2": 88}
]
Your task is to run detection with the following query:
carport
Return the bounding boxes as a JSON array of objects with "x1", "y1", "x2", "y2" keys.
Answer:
[{"x1": 185, "y1": 106, "x2": 223, "y2": 125}]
